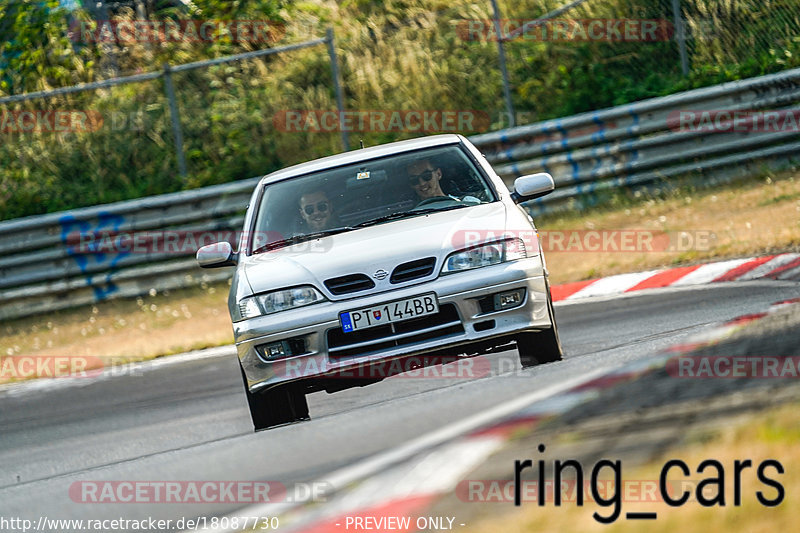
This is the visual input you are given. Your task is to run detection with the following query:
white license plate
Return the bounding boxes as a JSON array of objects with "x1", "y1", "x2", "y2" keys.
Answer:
[{"x1": 339, "y1": 293, "x2": 438, "y2": 333}]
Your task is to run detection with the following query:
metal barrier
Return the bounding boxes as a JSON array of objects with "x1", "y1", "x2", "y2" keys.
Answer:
[
  {"x1": 0, "y1": 178, "x2": 258, "y2": 321},
  {"x1": 2, "y1": 67, "x2": 799, "y2": 321},
  {"x1": 471, "y1": 66, "x2": 800, "y2": 213}
]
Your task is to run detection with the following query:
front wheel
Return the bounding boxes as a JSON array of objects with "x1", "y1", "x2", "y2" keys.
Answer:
[
  {"x1": 239, "y1": 364, "x2": 309, "y2": 431},
  {"x1": 516, "y1": 281, "x2": 563, "y2": 368}
]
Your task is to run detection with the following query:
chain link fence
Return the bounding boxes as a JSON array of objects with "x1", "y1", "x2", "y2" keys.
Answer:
[
  {"x1": 1, "y1": 0, "x2": 799, "y2": 221},
  {"x1": 0, "y1": 13, "x2": 344, "y2": 219},
  {"x1": 487, "y1": 0, "x2": 800, "y2": 126}
]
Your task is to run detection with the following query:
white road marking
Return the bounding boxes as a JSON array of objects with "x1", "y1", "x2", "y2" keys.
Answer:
[
  {"x1": 670, "y1": 257, "x2": 753, "y2": 285},
  {"x1": 736, "y1": 253, "x2": 800, "y2": 281},
  {"x1": 566, "y1": 270, "x2": 662, "y2": 299},
  {"x1": 1, "y1": 345, "x2": 236, "y2": 397}
]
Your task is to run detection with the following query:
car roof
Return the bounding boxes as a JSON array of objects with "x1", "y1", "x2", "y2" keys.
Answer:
[{"x1": 258, "y1": 134, "x2": 465, "y2": 185}]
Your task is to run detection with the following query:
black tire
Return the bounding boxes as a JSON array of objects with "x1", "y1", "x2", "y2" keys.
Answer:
[
  {"x1": 516, "y1": 280, "x2": 563, "y2": 368},
  {"x1": 239, "y1": 364, "x2": 310, "y2": 431}
]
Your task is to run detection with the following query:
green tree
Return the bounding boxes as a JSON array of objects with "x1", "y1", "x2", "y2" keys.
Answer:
[{"x1": 0, "y1": 0, "x2": 98, "y2": 95}]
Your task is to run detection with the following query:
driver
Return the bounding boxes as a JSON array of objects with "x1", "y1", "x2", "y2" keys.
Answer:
[
  {"x1": 406, "y1": 159, "x2": 447, "y2": 200},
  {"x1": 406, "y1": 158, "x2": 481, "y2": 205}
]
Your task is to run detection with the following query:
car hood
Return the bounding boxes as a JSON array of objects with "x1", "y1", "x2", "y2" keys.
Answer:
[{"x1": 241, "y1": 202, "x2": 510, "y2": 298}]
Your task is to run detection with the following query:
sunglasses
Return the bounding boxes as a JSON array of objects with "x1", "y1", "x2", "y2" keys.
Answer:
[
  {"x1": 302, "y1": 201, "x2": 329, "y2": 215},
  {"x1": 408, "y1": 169, "x2": 435, "y2": 186}
]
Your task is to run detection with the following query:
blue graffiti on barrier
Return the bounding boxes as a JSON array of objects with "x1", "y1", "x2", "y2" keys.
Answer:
[{"x1": 59, "y1": 211, "x2": 129, "y2": 301}]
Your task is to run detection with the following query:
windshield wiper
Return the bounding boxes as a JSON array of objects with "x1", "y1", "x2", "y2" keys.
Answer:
[
  {"x1": 252, "y1": 227, "x2": 354, "y2": 254},
  {"x1": 354, "y1": 204, "x2": 469, "y2": 228}
]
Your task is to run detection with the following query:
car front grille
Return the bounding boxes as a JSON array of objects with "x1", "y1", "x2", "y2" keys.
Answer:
[
  {"x1": 326, "y1": 303, "x2": 464, "y2": 359},
  {"x1": 390, "y1": 257, "x2": 436, "y2": 284},
  {"x1": 324, "y1": 274, "x2": 375, "y2": 295}
]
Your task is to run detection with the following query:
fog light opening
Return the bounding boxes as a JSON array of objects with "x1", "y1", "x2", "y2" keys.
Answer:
[
  {"x1": 494, "y1": 289, "x2": 525, "y2": 310},
  {"x1": 256, "y1": 337, "x2": 308, "y2": 361},
  {"x1": 266, "y1": 343, "x2": 286, "y2": 358}
]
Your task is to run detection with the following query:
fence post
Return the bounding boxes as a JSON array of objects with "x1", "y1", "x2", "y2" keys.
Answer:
[
  {"x1": 162, "y1": 63, "x2": 188, "y2": 179},
  {"x1": 671, "y1": 0, "x2": 689, "y2": 76},
  {"x1": 490, "y1": 0, "x2": 516, "y2": 128},
  {"x1": 326, "y1": 27, "x2": 350, "y2": 152}
]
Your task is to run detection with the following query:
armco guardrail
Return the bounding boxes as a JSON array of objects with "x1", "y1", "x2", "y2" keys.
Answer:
[
  {"x1": 2, "y1": 67, "x2": 800, "y2": 321},
  {"x1": 471, "y1": 66, "x2": 800, "y2": 212},
  {"x1": 0, "y1": 178, "x2": 258, "y2": 321}
]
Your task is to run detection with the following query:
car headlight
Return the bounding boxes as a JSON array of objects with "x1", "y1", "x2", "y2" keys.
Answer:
[
  {"x1": 233, "y1": 286, "x2": 326, "y2": 321},
  {"x1": 441, "y1": 238, "x2": 528, "y2": 274}
]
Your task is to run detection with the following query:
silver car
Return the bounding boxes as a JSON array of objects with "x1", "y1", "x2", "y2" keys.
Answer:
[{"x1": 197, "y1": 134, "x2": 562, "y2": 430}]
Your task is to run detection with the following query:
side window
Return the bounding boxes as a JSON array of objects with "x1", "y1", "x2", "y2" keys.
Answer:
[{"x1": 252, "y1": 186, "x2": 301, "y2": 249}]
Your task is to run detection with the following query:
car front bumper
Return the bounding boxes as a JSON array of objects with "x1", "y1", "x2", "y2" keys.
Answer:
[{"x1": 234, "y1": 257, "x2": 551, "y2": 393}]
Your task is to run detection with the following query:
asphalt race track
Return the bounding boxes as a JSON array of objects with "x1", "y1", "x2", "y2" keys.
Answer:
[{"x1": 2, "y1": 280, "x2": 799, "y2": 529}]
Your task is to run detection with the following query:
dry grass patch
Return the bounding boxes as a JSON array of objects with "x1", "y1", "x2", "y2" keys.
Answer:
[
  {"x1": 1, "y1": 282, "x2": 233, "y2": 382},
  {"x1": 542, "y1": 172, "x2": 800, "y2": 283}
]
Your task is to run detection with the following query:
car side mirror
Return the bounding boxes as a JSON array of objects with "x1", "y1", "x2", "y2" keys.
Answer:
[
  {"x1": 510, "y1": 173, "x2": 555, "y2": 204},
  {"x1": 197, "y1": 242, "x2": 237, "y2": 268}
]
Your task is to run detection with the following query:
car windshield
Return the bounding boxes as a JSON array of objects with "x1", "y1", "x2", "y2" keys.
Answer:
[{"x1": 250, "y1": 145, "x2": 497, "y2": 253}]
